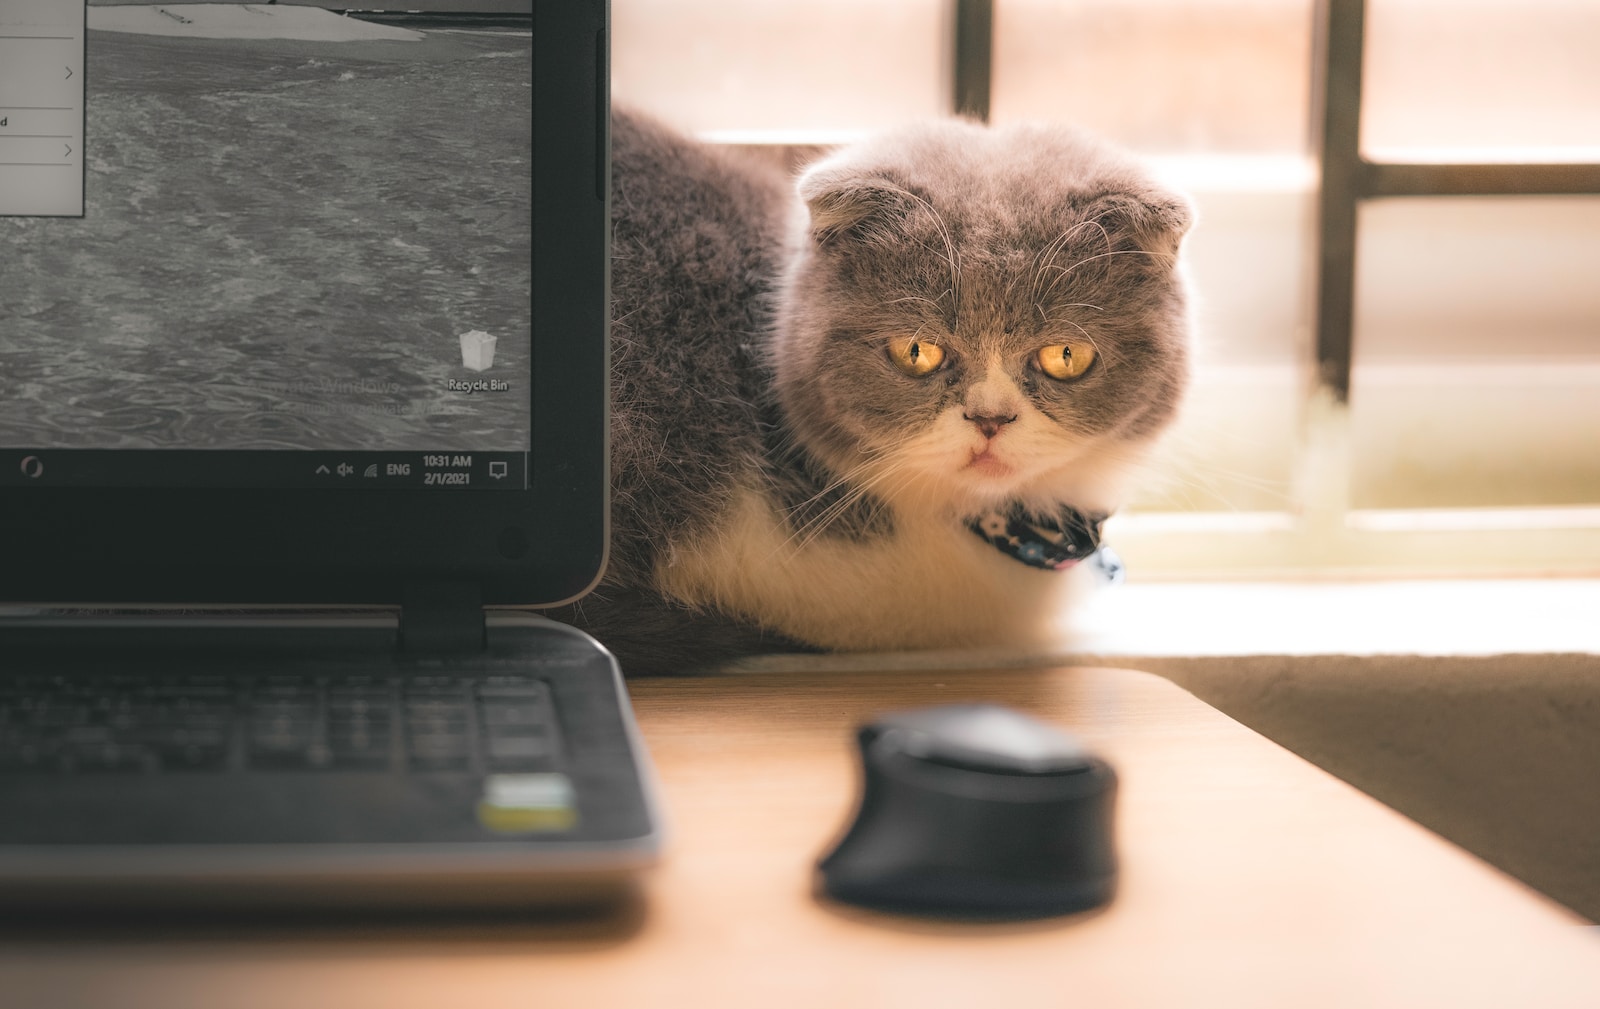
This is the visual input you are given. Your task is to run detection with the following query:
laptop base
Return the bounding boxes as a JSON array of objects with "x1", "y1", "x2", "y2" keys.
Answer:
[{"x1": 0, "y1": 613, "x2": 660, "y2": 911}]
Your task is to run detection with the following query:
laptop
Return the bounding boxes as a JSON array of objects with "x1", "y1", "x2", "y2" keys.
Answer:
[{"x1": 0, "y1": 0, "x2": 659, "y2": 910}]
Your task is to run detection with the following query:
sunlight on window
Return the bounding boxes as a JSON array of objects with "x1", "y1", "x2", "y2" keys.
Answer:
[
  {"x1": 609, "y1": 0, "x2": 1600, "y2": 576},
  {"x1": 992, "y1": 0, "x2": 1313, "y2": 155},
  {"x1": 611, "y1": 0, "x2": 947, "y2": 134},
  {"x1": 1364, "y1": 0, "x2": 1600, "y2": 159}
]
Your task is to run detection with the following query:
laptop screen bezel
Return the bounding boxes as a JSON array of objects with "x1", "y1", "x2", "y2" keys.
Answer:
[{"x1": 0, "y1": 1, "x2": 609, "y2": 609}]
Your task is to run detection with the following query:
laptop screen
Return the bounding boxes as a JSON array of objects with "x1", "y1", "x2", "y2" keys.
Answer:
[{"x1": 0, "y1": 0, "x2": 533, "y2": 492}]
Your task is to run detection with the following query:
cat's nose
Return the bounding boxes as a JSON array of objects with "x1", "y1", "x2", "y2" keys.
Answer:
[{"x1": 964, "y1": 412, "x2": 1017, "y2": 439}]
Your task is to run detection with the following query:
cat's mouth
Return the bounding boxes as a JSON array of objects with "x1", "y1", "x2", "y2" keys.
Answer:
[{"x1": 964, "y1": 447, "x2": 1013, "y2": 478}]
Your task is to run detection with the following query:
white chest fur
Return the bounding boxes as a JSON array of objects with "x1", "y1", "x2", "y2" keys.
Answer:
[{"x1": 653, "y1": 488, "x2": 1083, "y2": 652}]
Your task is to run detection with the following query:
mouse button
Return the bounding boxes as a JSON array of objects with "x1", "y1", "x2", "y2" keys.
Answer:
[{"x1": 875, "y1": 704, "x2": 1094, "y2": 776}]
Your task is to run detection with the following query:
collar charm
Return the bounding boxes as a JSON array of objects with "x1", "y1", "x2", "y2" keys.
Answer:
[{"x1": 968, "y1": 504, "x2": 1122, "y2": 581}]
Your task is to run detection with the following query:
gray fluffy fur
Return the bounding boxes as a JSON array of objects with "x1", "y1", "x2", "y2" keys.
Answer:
[{"x1": 543, "y1": 109, "x2": 1193, "y2": 674}]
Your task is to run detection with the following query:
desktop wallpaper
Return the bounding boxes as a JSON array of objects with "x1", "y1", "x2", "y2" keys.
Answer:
[{"x1": 0, "y1": 1, "x2": 532, "y2": 452}]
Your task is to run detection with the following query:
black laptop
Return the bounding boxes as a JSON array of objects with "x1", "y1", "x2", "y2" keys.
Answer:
[{"x1": 0, "y1": 0, "x2": 658, "y2": 909}]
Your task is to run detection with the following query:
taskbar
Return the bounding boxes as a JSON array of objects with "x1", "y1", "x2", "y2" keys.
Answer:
[{"x1": 0, "y1": 451, "x2": 529, "y2": 490}]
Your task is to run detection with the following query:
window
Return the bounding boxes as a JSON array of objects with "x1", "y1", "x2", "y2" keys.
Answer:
[{"x1": 612, "y1": 0, "x2": 1600, "y2": 578}]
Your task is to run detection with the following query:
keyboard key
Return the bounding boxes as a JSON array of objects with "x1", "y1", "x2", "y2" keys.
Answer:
[
  {"x1": 475, "y1": 678, "x2": 561, "y2": 770},
  {"x1": 0, "y1": 670, "x2": 571, "y2": 777},
  {"x1": 156, "y1": 741, "x2": 229, "y2": 771},
  {"x1": 404, "y1": 676, "x2": 462, "y2": 692},
  {"x1": 328, "y1": 693, "x2": 393, "y2": 769},
  {"x1": 405, "y1": 698, "x2": 467, "y2": 717},
  {"x1": 328, "y1": 690, "x2": 390, "y2": 708},
  {"x1": 477, "y1": 677, "x2": 545, "y2": 699},
  {"x1": 486, "y1": 734, "x2": 554, "y2": 768},
  {"x1": 480, "y1": 704, "x2": 550, "y2": 729},
  {"x1": 408, "y1": 732, "x2": 471, "y2": 772},
  {"x1": 328, "y1": 674, "x2": 391, "y2": 690},
  {"x1": 62, "y1": 743, "x2": 156, "y2": 773},
  {"x1": 249, "y1": 697, "x2": 317, "y2": 769},
  {"x1": 143, "y1": 680, "x2": 233, "y2": 700}
]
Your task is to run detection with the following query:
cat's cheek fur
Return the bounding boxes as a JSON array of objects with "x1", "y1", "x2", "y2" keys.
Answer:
[
  {"x1": 876, "y1": 404, "x2": 1135, "y2": 520},
  {"x1": 651, "y1": 488, "x2": 1093, "y2": 651}
]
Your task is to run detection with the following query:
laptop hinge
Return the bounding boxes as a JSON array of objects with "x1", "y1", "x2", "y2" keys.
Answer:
[{"x1": 399, "y1": 580, "x2": 486, "y2": 653}]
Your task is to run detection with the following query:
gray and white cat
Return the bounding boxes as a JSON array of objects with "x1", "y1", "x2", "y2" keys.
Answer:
[{"x1": 544, "y1": 109, "x2": 1193, "y2": 673}]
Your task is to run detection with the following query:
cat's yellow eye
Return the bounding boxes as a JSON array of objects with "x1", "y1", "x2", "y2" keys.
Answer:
[
  {"x1": 1036, "y1": 342, "x2": 1096, "y2": 381},
  {"x1": 888, "y1": 336, "x2": 946, "y2": 377}
]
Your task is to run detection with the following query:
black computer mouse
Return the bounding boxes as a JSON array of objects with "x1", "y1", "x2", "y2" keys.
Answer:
[{"x1": 817, "y1": 703, "x2": 1117, "y2": 918}]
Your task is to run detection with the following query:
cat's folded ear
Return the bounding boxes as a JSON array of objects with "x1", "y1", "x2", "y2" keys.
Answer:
[
  {"x1": 796, "y1": 165, "x2": 917, "y2": 248},
  {"x1": 1084, "y1": 188, "x2": 1195, "y2": 260}
]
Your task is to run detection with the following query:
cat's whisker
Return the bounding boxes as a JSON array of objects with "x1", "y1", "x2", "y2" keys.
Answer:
[
  {"x1": 1124, "y1": 461, "x2": 1293, "y2": 512},
  {"x1": 824, "y1": 463, "x2": 933, "y2": 539},
  {"x1": 777, "y1": 450, "x2": 895, "y2": 516},
  {"x1": 780, "y1": 460, "x2": 911, "y2": 553},
  {"x1": 783, "y1": 462, "x2": 882, "y2": 517},
  {"x1": 784, "y1": 493, "x2": 875, "y2": 552},
  {"x1": 1031, "y1": 305, "x2": 1111, "y2": 358},
  {"x1": 885, "y1": 295, "x2": 947, "y2": 314},
  {"x1": 1026, "y1": 231, "x2": 1070, "y2": 306},
  {"x1": 1139, "y1": 430, "x2": 1301, "y2": 506},
  {"x1": 1053, "y1": 316, "x2": 1097, "y2": 344},
  {"x1": 886, "y1": 184, "x2": 962, "y2": 310},
  {"x1": 1027, "y1": 216, "x2": 1113, "y2": 306},
  {"x1": 806, "y1": 454, "x2": 917, "y2": 522},
  {"x1": 1047, "y1": 434, "x2": 1294, "y2": 513},
  {"x1": 1041, "y1": 247, "x2": 1177, "y2": 286},
  {"x1": 1029, "y1": 308, "x2": 1120, "y2": 368},
  {"x1": 1033, "y1": 217, "x2": 1103, "y2": 272}
]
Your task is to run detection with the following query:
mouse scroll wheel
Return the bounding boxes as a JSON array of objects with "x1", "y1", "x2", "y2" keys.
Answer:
[{"x1": 879, "y1": 706, "x2": 1096, "y2": 776}]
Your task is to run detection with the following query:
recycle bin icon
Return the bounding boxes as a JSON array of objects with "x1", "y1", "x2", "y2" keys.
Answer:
[{"x1": 459, "y1": 330, "x2": 497, "y2": 371}]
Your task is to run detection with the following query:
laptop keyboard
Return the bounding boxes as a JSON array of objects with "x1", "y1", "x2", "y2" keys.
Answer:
[{"x1": 0, "y1": 673, "x2": 563, "y2": 774}]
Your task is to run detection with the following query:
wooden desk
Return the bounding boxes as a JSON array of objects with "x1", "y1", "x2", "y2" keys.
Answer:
[{"x1": 1, "y1": 666, "x2": 1596, "y2": 1009}]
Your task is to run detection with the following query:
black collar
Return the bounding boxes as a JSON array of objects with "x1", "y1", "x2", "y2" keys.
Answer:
[{"x1": 968, "y1": 504, "x2": 1120, "y2": 579}]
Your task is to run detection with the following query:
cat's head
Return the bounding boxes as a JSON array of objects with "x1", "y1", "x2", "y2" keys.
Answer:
[{"x1": 771, "y1": 119, "x2": 1193, "y2": 522}]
